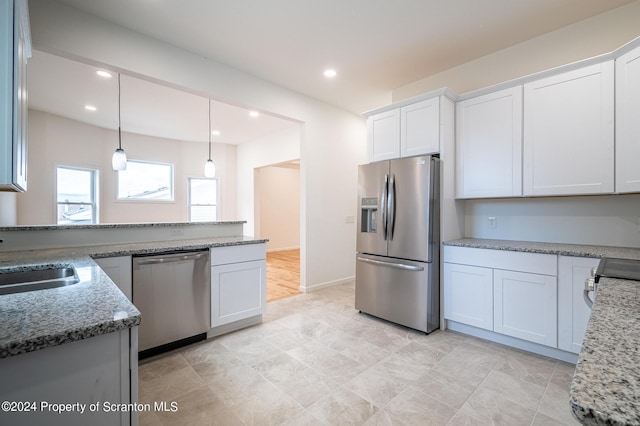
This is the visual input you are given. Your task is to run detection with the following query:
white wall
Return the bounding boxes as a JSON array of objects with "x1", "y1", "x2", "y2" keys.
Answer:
[
  {"x1": 0, "y1": 193, "x2": 17, "y2": 226},
  {"x1": 393, "y1": 2, "x2": 640, "y2": 100},
  {"x1": 17, "y1": 110, "x2": 236, "y2": 225},
  {"x1": 256, "y1": 164, "x2": 300, "y2": 252},
  {"x1": 28, "y1": 0, "x2": 368, "y2": 291}
]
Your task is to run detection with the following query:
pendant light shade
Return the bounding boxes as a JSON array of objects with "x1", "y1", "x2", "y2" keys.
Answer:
[
  {"x1": 112, "y1": 73, "x2": 127, "y2": 171},
  {"x1": 204, "y1": 99, "x2": 216, "y2": 177}
]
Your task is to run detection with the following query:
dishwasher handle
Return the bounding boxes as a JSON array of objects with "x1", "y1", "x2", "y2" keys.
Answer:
[{"x1": 134, "y1": 252, "x2": 207, "y2": 265}]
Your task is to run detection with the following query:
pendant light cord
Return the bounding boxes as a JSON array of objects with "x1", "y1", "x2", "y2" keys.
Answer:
[
  {"x1": 118, "y1": 73, "x2": 122, "y2": 150},
  {"x1": 208, "y1": 99, "x2": 212, "y2": 160}
]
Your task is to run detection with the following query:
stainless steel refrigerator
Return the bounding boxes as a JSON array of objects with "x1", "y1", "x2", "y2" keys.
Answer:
[{"x1": 355, "y1": 155, "x2": 440, "y2": 333}]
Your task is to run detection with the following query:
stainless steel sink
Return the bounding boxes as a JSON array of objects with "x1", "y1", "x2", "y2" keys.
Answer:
[{"x1": 0, "y1": 265, "x2": 80, "y2": 295}]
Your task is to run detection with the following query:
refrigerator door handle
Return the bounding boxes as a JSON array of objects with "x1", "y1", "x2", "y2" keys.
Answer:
[
  {"x1": 357, "y1": 256, "x2": 424, "y2": 271},
  {"x1": 388, "y1": 174, "x2": 396, "y2": 240},
  {"x1": 381, "y1": 174, "x2": 389, "y2": 240}
]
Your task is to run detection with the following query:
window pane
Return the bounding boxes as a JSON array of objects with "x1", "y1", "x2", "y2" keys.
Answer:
[
  {"x1": 57, "y1": 168, "x2": 92, "y2": 203},
  {"x1": 190, "y1": 179, "x2": 216, "y2": 204},
  {"x1": 118, "y1": 161, "x2": 173, "y2": 200},
  {"x1": 57, "y1": 204, "x2": 94, "y2": 225},
  {"x1": 190, "y1": 206, "x2": 217, "y2": 222}
]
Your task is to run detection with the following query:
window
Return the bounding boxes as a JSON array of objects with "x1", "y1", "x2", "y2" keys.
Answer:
[
  {"x1": 56, "y1": 166, "x2": 98, "y2": 225},
  {"x1": 189, "y1": 178, "x2": 218, "y2": 222},
  {"x1": 117, "y1": 160, "x2": 174, "y2": 201}
]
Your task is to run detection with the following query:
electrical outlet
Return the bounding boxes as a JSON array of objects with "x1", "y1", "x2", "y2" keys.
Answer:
[
  {"x1": 488, "y1": 216, "x2": 497, "y2": 229},
  {"x1": 345, "y1": 215, "x2": 355, "y2": 224},
  {"x1": 170, "y1": 228, "x2": 184, "y2": 236}
]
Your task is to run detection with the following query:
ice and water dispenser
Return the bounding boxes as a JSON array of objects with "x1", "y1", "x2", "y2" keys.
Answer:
[{"x1": 360, "y1": 197, "x2": 378, "y2": 233}]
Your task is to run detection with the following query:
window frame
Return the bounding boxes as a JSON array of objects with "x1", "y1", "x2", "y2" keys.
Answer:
[
  {"x1": 116, "y1": 159, "x2": 175, "y2": 202},
  {"x1": 188, "y1": 177, "x2": 219, "y2": 222},
  {"x1": 55, "y1": 165, "x2": 99, "y2": 225}
]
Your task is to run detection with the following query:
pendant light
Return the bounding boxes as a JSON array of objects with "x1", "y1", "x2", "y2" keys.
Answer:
[
  {"x1": 112, "y1": 73, "x2": 127, "y2": 171},
  {"x1": 204, "y1": 99, "x2": 216, "y2": 177}
]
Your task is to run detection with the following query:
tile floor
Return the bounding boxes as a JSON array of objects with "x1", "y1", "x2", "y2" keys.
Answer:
[{"x1": 138, "y1": 281, "x2": 580, "y2": 425}]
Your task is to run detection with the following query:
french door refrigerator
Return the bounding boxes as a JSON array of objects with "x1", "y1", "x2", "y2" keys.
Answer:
[{"x1": 355, "y1": 155, "x2": 440, "y2": 333}]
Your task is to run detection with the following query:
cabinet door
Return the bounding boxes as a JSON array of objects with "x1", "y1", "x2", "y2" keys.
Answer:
[
  {"x1": 95, "y1": 256, "x2": 133, "y2": 301},
  {"x1": 367, "y1": 108, "x2": 400, "y2": 162},
  {"x1": 444, "y1": 263, "x2": 493, "y2": 330},
  {"x1": 400, "y1": 97, "x2": 439, "y2": 157},
  {"x1": 558, "y1": 256, "x2": 598, "y2": 354},
  {"x1": 211, "y1": 259, "x2": 266, "y2": 327},
  {"x1": 615, "y1": 45, "x2": 640, "y2": 193},
  {"x1": 455, "y1": 87, "x2": 522, "y2": 198},
  {"x1": 523, "y1": 62, "x2": 614, "y2": 196},
  {"x1": 494, "y1": 270, "x2": 557, "y2": 346}
]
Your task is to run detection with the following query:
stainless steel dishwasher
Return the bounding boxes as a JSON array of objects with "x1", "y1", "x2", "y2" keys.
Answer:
[{"x1": 133, "y1": 249, "x2": 210, "y2": 359}]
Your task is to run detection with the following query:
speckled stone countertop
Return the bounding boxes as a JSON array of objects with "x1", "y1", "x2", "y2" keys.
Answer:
[
  {"x1": 0, "y1": 220, "x2": 246, "y2": 232},
  {"x1": 443, "y1": 238, "x2": 640, "y2": 260},
  {"x1": 445, "y1": 238, "x2": 640, "y2": 425},
  {"x1": 0, "y1": 235, "x2": 267, "y2": 359}
]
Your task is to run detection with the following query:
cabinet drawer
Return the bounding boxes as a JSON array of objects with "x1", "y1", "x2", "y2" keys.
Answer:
[
  {"x1": 444, "y1": 246, "x2": 556, "y2": 276},
  {"x1": 211, "y1": 243, "x2": 266, "y2": 266}
]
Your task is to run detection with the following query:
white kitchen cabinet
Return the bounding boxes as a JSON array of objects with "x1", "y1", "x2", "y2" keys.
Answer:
[
  {"x1": 400, "y1": 97, "x2": 440, "y2": 157},
  {"x1": 455, "y1": 86, "x2": 523, "y2": 198},
  {"x1": 615, "y1": 44, "x2": 640, "y2": 193},
  {"x1": 443, "y1": 263, "x2": 493, "y2": 330},
  {"x1": 493, "y1": 269, "x2": 557, "y2": 347},
  {"x1": 558, "y1": 256, "x2": 598, "y2": 354},
  {"x1": 210, "y1": 243, "x2": 266, "y2": 328},
  {"x1": 94, "y1": 255, "x2": 132, "y2": 301},
  {"x1": 523, "y1": 61, "x2": 614, "y2": 196},
  {"x1": 367, "y1": 108, "x2": 400, "y2": 162},
  {"x1": 0, "y1": 0, "x2": 30, "y2": 192},
  {"x1": 0, "y1": 328, "x2": 136, "y2": 426}
]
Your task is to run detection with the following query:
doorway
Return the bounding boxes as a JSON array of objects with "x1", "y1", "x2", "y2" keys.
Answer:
[{"x1": 254, "y1": 161, "x2": 301, "y2": 302}]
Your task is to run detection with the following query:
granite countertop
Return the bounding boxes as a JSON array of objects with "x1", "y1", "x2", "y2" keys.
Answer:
[
  {"x1": 444, "y1": 238, "x2": 640, "y2": 260},
  {"x1": 0, "y1": 220, "x2": 246, "y2": 232},
  {"x1": 445, "y1": 238, "x2": 640, "y2": 425},
  {"x1": 570, "y1": 276, "x2": 640, "y2": 426},
  {"x1": 0, "y1": 235, "x2": 267, "y2": 359}
]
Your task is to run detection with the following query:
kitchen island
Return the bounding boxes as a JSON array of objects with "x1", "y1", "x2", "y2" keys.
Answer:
[{"x1": 0, "y1": 222, "x2": 267, "y2": 426}]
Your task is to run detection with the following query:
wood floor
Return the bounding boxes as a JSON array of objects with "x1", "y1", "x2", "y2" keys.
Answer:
[{"x1": 266, "y1": 249, "x2": 301, "y2": 302}]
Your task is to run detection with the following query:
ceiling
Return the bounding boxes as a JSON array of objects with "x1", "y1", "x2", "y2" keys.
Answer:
[
  {"x1": 54, "y1": 0, "x2": 636, "y2": 115},
  {"x1": 28, "y1": 51, "x2": 299, "y2": 145}
]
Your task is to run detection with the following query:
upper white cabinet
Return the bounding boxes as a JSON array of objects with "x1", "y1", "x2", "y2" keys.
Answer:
[
  {"x1": 366, "y1": 92, "x2": 452, "y2": 163},
  {"x1": 400, "y1": 97, "x2": 440, "y2": 158},
  {"x1": 523, "y1": 61, "x2": 615, "y2": 196},
  {"x1": 367, "y1": 108, "x2": 400, "y2": 162},
  {"x1": 0, "y1": 0, "x2": 30, "y2": 192},
  {"x1": 558, "y1": 256, "x2": 598, "y2": 354},
  {"x1": 456, "y1": 86, "x2": 523, "y2": 198},
  {"x1": 615, "y1": 44, "x2": 640, "y2": 193}
]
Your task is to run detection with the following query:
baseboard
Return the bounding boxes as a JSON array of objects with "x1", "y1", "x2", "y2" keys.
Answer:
[
  {"x1": 266, "y1": 246, "x2": 300, "y2": 253},
  {"x1": 300, "y1": 275, "x2": 355, "y2": 293},
  {"x1": 447, "y1": 321, "x2": 578, "y2": 364}
]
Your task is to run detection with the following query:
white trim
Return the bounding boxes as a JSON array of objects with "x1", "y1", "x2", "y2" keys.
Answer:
[
  {"x1": 447, "y1": 320, "x2": 578, "y2": 364},
  {"x1": 300, "y1": 276, "x2": 354, "y2": 293}
]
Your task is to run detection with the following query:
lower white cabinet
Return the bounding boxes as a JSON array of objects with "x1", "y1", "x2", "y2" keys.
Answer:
[
  {"x1": 0, "y1": 328, "x2": 136, "y2": 426},
  {"x1": 443, "y1": 263, "x2": 493, "y2": 330},
  {"x1": 493, "y1": 269, "x2": 557, "y2": 346},
  {"x1": 558, "y1": 256, "x2": 598, "y2": 354},
  {"x1": 94, "y1": 256, "x2": 132, "y2": 301},
  {"x1": 210, "y1": 244, "x2": 266, "y2": 328}
]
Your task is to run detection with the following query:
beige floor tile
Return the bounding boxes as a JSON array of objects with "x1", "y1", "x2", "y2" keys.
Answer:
[
  {"x1": 496, "y1": 347, "x2": 557, "y2": 386},
  {"x1": 385, "y1": 386, "x2": 457, "y2": 425},
  {"x1": 307, "y1": 387, "x2": 379, "y2": 425},
  {"x1": 279, "y1": 409, "x2": 327, "y2": 426},
  {"x1": 138, "y1": 353, "x2": 189, "y2": 382},
  {"x1": 364, "y1": 409, "x2": 409, "y2": 425},
  {"x1": 139, "y1": 364, "x2": 206, "y2": 405},
  {"x1": 286, "y1": 340, "x2": 368, "y2": 384},
  {"x1": 480, "y1": 369, "x2": 547, "y2": 411},
  {"x1": 413, "y1": 369, "x2": 478, "y2": 409},
  {"x1": 531, "y1": 411, "x2": 576, "y2": 425},
  {"x1": 344, "y1": 365, "x2": 410, "y2": 407},
  {"x1": 447, "y1": 411, "x2": 493, "y2": 426},
  {"x1": 538, "y1": 381, "x2": 582, "y2": 425},
  {"x1": 460, "y1": 387, "x2": 536, "y2": 425}
]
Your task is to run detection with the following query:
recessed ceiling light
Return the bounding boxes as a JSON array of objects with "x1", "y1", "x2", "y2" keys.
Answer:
[
  {"x1": 84, "y1": 105, "x2": 97, "y2": 111},
  {"x1": 324, "y1": 69, "x2": 337, "y2": 78},
  {"x1": 211, "y1": 130, "x2": 220, "y2": 136},
  {"x1": 96, "y1": 70, "x2": 112, "y2": 78},
  {"x1": 249, "y1": 111, "x2": 259, "y2": 118}
]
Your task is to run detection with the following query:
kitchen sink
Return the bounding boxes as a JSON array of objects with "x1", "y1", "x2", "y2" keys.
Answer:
[{"x1": 0, "y1": 265, "x2": 80, "y2": 295}]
